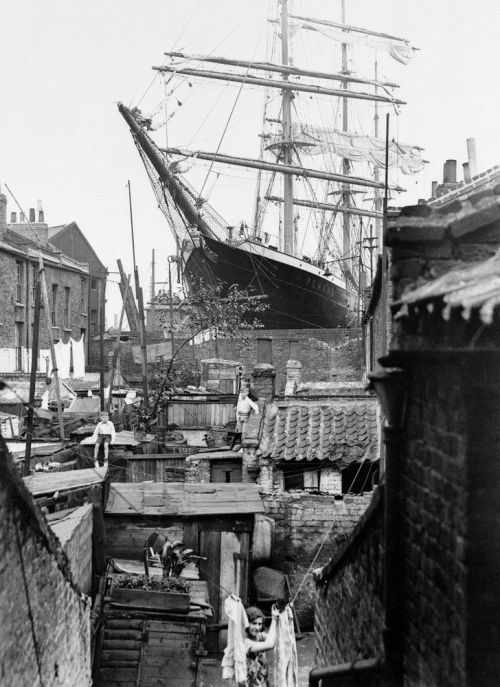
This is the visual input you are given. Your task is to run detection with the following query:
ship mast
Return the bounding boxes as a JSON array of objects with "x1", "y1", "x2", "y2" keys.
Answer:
[
  {"x1": 341, "y1": 0, "x2": 351, "y2": 278},
  {"x1": 281, "y1": 0, "x2": 294, "y2": 256}
]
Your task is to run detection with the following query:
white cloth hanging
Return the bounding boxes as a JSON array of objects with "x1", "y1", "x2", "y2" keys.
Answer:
[
  {"x1": 273, "y1": 605, "x2": 299, "y2": 687},
  {"x1": 221, "y1": 595, "x2": 248, "y2": 684},
  {"x1": 52, "y1": 339, "x2": 71, "y2": 379},
  {"x1": 71, "y1": 335, "x2": 86, "y2": 378}
]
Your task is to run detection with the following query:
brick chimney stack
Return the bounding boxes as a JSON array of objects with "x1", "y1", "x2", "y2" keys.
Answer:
[
  {"x1": 0, "y1": 191, "x2": 7, "y2": 239},
  {"x1": 9, "y1": 199, "x2": 49, "y2": 245},
  {"x1": 251, "y1": 337, "x2": 276, "y2": 400}
]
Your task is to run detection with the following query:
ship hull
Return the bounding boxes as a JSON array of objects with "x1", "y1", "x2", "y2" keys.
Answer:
[{"x1": 182, "y1": 235, "x2": 356, "y2": 329}]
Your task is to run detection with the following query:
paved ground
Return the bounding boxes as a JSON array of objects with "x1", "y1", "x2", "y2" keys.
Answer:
[{"x1": 197, "y1": 632, "x2": 316, "y2": 686}]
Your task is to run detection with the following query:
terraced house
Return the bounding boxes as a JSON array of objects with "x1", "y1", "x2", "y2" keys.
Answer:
[{"x1": 0, "y1": 192, "x2": 90, "y2": 381}]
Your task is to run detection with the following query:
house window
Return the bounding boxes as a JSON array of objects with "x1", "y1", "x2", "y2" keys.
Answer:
[
  {"x1": 31, "y1": 264, "x2": 38, "y2": 302},
  {"x1": 211, "y1": 460, "x2": 242, "y2": 483},
  {"x1": 283, "y1": 465, "x2": 304, "y2": 491},
  {"x1": 51, "y1": 284, "x2": 58, "y2": 326},
  {"x1": 64, "y1": 287, "x2": 71, "y2": 328},
  {"x1": 341, "y1": 462, "x2": 379, "y2": 495},
  {"x1": 15, "y1": 322, "x2": 23, "y2": 371},
  {"x1": 91, "y1": 278, "x2": 97, "y2": 291},
  {"x1": 16, "y1": 261, "x2": 23, "y2": 302},
  {"x1": 80, "y1": 278, "x2": 87, "y2": 314}
]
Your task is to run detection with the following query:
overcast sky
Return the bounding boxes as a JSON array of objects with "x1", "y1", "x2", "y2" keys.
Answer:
[{"x1": 2, "y1": 0, "x2": 500, "y2": 323}]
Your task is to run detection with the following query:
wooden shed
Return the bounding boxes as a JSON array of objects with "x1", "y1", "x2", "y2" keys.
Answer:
[{"x1": 105, "y1": 481, "x2": 265, "y2": 651}]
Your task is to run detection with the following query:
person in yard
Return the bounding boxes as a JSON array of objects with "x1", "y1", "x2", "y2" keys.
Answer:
[
  {"x1": 92, "y1": 411, "x2": 116, "y2": 467},
  {"x1": 243, "y1": 605, "x2": 280, "y2": 687},
  {"x1": 230, "y1": 385, "x2": 259, "y2": 450}
]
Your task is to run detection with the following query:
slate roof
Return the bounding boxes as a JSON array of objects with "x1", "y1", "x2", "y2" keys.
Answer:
[
  {"x1": 394, "y1": 248, "x2": 500, "y2": 325},
  {"x1": 259, "y1": 399, "x2": 379, "y2": 465},
  {"x1": 106, "y1": 482, "x2": 264, "y2": 516},
  {"x1": 2, "y1": 228, "x2": 88, "y2": 272}
]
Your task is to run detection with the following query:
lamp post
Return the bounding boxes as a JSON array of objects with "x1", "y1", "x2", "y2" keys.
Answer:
[{"x1": 368, "y1": 367, "x2": 408, "y2": 687}]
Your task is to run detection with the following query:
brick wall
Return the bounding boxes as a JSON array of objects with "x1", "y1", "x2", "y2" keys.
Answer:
[
  {"x1": 0, "y1": 441, "x2": 91, "y2": 686},
  {"x1": 314, "y1": 489, "x2": 385, "y2": 667},
  {"x1": 401, "y1": 361, "x2": 467, "y2": 686},
  {"x1": 262, "y1": 492, "x2": 373, "y2": 629},
  {"x1": 0, "y1": 249, "x2": 89, "y2": 373},
  {"x1": 105, "y1": 327, "x2": 364, "y2": 393},
  {"x1": 185, "y1": 456, "x2": 211, "y2": 483},
  {"x1": 50, "y1": 503, "x2": 94, "y2": 595}
]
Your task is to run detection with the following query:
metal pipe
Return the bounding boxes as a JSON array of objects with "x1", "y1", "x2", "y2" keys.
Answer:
[{"x1": 309, "y1": 657, "x2": 382, "y2": 686}]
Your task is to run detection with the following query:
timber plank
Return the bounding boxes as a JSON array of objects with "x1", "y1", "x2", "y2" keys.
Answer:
[
  {"x1": 110, "y1": 588, "x2": 190, "y2": 612},
  {"x1": 101, "y1": 649, "x2": 140, "y2": 659},
  {"x1": 145, "y1": 620, "x2": 198, "y2": 633},
  {"x1": 98, "y1": 667, "x2": 137, "y2": 681},
  {"x1": 102, "y1": 639, "x2": 141, "y2": 651},
  {"x1": 104, "y1": 629, "x2": 142, "y2": 640},
  {"x1": 106, "y1": 619, "x2": 143, "y2": 629}
]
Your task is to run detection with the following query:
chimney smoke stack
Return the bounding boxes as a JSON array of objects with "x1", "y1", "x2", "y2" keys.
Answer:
[
  {"x1": 443, "y1": 159, "x2": 457, "y2": 184},
  {"x1": 463, "y1": 162, "x2": 471, "y2": 183},
  {"x1": 0, "y1": 193, "x2": 7, "y2": 235},
  {"x1": 467, "y1": 138, "x2": 478, "y2": 178},
  {"x1": 431, "y1": 181, "x2": 438, "y2": 197},
  {"x1": 29, "y1": 208, "x2": 36, "y2": 223},
  {"x1": 37, "y1": 199, "x2": 44, "y2": 223}
]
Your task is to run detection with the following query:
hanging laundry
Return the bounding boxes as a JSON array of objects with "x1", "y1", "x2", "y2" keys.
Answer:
[
  {"x1": 71, "y1": 335, "x2": 86, "y2": 378},
  {"x1": 221, "y1": 595, "x2": 248, "y2": 685},
  {"x1": 52, "y1": 339, "x2": 71, "y2": 379},
  {"x1": 273, "y1": 605, "x2": 299, "y2": 687}
]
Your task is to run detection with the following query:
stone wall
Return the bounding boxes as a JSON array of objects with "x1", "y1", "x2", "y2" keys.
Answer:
[
  {"x1": 314, "y1": 489, "x2": 384, "y2": 667},
  {"x1": 262, "y1": 492, "x2": 373, "y2": 629},
  {"x1": 0, "y1": 441, "x2": 91, "y2": 686}
]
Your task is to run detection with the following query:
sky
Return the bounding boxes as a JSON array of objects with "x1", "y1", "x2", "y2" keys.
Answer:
[{"x1": 2, "y1": 0, "x2": 500, "y2": 323}]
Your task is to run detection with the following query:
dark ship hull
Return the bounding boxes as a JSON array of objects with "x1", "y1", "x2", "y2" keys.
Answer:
[{"x1": 183, "y1": 235, "x2": 356, "y2": 329}]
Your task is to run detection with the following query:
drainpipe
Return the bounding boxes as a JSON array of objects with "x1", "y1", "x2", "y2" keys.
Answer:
[
  {"x1": 369, "y1": 366, "x2": 408, "y2": 687},
  {"x1": 309, "y1": 657, "x2": 383, "y2": 686}
]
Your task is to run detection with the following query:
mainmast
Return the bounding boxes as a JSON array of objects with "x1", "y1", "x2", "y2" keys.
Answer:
[{"x1": 281, "y1": 0, "x2": 294, "y2": 256}]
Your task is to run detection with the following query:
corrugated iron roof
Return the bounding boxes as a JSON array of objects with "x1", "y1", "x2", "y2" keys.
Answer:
[
  {"x1": 395, "y1": 248, "x2": 500, "y2": 325},
  {"x1": 259, "y1": 400, "x2": 379, "y2": 465},
  {"x1": 106, "y1": 482, "x2": 264, "y2": 516}
]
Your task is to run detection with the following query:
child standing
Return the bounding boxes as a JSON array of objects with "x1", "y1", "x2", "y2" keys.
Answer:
[
  {"x1": 230, "y1": 386, "x2": 259, "y2": 450},
  {"x1": 92, "y1": 411, "x2": 116, "y2": 467}
]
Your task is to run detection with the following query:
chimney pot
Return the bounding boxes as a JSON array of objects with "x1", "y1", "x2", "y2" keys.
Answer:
[
  {"x1": 463, "y1": 162, "x2": 471, "y2": 183},
  {"x1": 0, "y1": 193, "x2": 7, "y2": 235},
  {"x1": 29, "y1": 208, "x2": 36, "y2": 223},
  {"x1": 443, "y1": 159, "x2": 457, "y2": 184},
  {"x1": 37, "y1": 199, "x2": 44, "y2": 222},
  {"x1": 431, "y1": 181, "x2": 438, "y2": 197},
  {"x1": 10, "y1": 212, "x2": 17, "y2": 223},
  {"x1": 466, "y1": 138, "x2": 478, "y2": 178},
  {"x1": 20, "y1": 212, "x2": 25, "y2": 222}
]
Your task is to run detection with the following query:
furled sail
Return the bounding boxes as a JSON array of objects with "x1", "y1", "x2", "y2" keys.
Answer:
[
  {"x1": 288, "y1": 19, "x2": 417, "y2": 64},
  {"x1": 268, "y1": 124, "x2": 426, "y2": 175}
]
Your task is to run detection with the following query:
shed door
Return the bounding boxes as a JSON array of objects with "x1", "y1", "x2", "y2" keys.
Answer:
[
  {"x1": 139, "y1": 620, "x2": 198, "y2": 687},
  {"x1": 199, "y1": 529, "x2": 250, "y2": 653}
]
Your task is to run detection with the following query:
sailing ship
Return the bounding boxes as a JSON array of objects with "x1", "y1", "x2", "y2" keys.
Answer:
[{"x1": 119, "y1": 0, "x2": 424, "y2": 329}]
